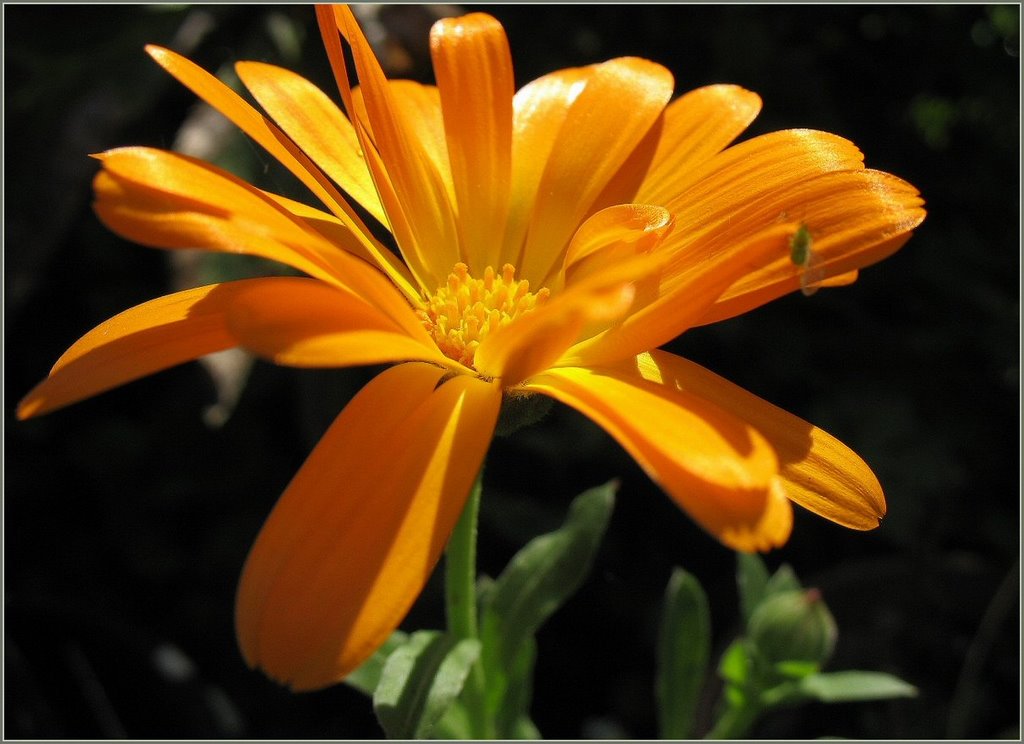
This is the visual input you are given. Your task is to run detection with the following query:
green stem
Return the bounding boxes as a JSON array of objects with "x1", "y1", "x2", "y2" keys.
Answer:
[
  {"x1": 445, "y1": 468, "x2": 493, "y2": 738},
  {"x1": 704, "y1": 695, "x2": 763, "y2": 739}
]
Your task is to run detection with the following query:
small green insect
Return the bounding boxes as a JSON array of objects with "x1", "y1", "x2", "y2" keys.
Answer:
[{"x1": 789, "y1": 223, "x2": 825, "y2": 296}]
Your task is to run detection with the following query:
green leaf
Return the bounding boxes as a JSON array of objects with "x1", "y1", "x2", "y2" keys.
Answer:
[
  {"x1": 479, "y1": 481, "x2": 617, "y2": 721},
  {"x1": 433, "y1": 700, "x2": 473, "y2": 740},
  {"x1": 773, "y1": 659, "x2": 822, "y2": 680},
  {"x1": 344, "y1": 630, "x2": 410, "y2": 696},
  {"x1": 657, "y1": 567, "x2": 711, "y2": 739},
  {"x1": 736, "y1": 553, "x2": 771, "y2": 625},
  {"x1": 495, "y1": 637, "x2": 538, "y2": 737},
  {"x1": 510, "y1": 715, "x2": 542, "y2": 739},
  {"x1": 798, "y1": 671, "x2": 918, "y2": 703},
  {"x1": 372, "y1": 631, "x2": 481, "y2": 739},
  {"x1": 718, "y1": 639, "x2": 752, "y2": 686}
]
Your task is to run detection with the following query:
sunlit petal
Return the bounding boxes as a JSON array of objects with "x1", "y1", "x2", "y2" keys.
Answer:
[
  {"x1": 431, "y1": 13, "x2": 514, "y2": 271},
  {"x1": 523, "y1": 364, "x2": 791, "y2": 552},
  {"x1": 502, "y1": 66, "x2": 594, "y2": 266},
  {"x1": 564, "y1": 222, "x2": 795, "y2": 368},
  {"x1": 636, "y1": 350, "x2": 886, "y2": 529},
  {"x1": 695, "y1": 169, "x2": 926, "y2": 324},
  {"x1": 323, "y1": 5, "x2": 460, "y2": 290},
  {"x1": 236, "y1": 363, "x2": 502, "y2": 690},
  {"x1": 635, "y1": 84, "x2": 763, "y2": 206}
]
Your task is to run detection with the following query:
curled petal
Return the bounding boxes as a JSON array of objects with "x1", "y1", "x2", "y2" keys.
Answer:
[
  {"x1": 236, "y1": 363, "x2": 502, "y2": 690},
  {"x1": 519, "y1": 57, "x2": 675, "y2": 286},
  {"x1": 17, "y1": 281, "x2": 263, "y2": 419},
  {"x1": 560, "y1": 203, "x2": 673, "y2": 289},
  {"x1": 523, "y1": 364, "x2": 790, "y2": 552},
  {"x1": 636, "y1": 350, "x2": 886, "y2": 530}
]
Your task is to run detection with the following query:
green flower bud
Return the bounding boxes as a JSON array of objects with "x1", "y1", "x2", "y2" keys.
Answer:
[{"x1": 747, "y1": 588, "x2": 837, "y2": 669}]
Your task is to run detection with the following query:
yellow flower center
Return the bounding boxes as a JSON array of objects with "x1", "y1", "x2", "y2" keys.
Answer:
[{"x1": 417, "y1": 263, "x2": 550, "y2": 368}]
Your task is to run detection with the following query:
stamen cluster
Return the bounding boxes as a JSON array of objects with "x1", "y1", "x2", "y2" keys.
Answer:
[{"x1": 418, "y1": 263, "x2": 550, "y2": 368}]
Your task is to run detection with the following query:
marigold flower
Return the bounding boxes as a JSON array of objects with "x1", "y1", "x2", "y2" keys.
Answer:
[{"x1": 18, "y1": 5, "x2": 925, "y2": 691}]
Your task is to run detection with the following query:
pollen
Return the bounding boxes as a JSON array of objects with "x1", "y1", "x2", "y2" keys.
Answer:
[{"x1": 417, "y1": 263, "x2": 550, "y2": 368}]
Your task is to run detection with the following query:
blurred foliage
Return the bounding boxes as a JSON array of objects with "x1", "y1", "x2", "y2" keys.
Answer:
[{"x1": 5, "y1": 4, "x2": 1019, "y2": 740}]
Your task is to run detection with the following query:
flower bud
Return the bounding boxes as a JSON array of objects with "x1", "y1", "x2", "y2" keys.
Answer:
[{"x1": 747, "y1": 588, "x2": 837, "y2": 668}]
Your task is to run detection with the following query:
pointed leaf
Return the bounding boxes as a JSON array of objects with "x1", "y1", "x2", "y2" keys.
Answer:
[
  {"x1": 479, "y1": 481, "x2": 617, "y2": 716},
  {"x1": 736, "y1": 553, "x2": 771, "y2": 625},
  {"x1": 344, "y1": 630, "x2": 409, "y2": 696},
  {"x1": 372, "y1": 631, "x2": 481, "y2": 739},
  {"x1": 797, "y1": 671, "x2": 918, "y2": 703},
  {"x1": 657, "y1": 567, "x2": 711, "y2": 739}
]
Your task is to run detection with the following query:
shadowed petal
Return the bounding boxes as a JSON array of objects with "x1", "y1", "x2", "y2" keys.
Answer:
[
  {"x1": 224, "y1": 277, "x2": 445, "y2": 368},
  {"x1": 17, "y1": 281, "x2": 267, "y2": 419},
  {"x1": 523, "y1": 364, "x2": 791, "y2": 552},
  {"x1": 235, "y1": 363, "x2": 502, "y2": 690},
  {"x1": 94, "y1": 148, "x2": 422, "y2": 337},
  {"x1": 144, "y1": 45, "x2": 415, "y2": 298},
  {"x1": 635, "y1": 350, "x2": 886, "y2": 529},
  {"x1": 431, "y1": 13, "x2": 514, "y2": 271}
]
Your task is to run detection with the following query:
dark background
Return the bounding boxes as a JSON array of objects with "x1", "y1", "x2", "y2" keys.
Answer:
[{"x1": 5, "y1": 4, "x2": 1019, "y2": 739}]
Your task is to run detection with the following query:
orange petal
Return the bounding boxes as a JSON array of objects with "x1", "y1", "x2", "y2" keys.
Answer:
[
  {"x1": 144, "y1": 45, "x2": 414, "y2": 298},
  {"x1": 234, "y1": 60, "x2": 388, "y2": 228},
  {"x1": 564, "y1": 221, "x2": 796, "y2": 368},
  {"x1": 93, "y1": 148, "x2": 423, "y2": 339},
  {"x1": 431, "y1": 13, "x2": 514, "y2": 272},
  {"x1": 385, "y1": 81, "x2": 452, "y2": 202},
  {"x1": 519, "y1": 57, "x2": 675, "y2": 286},
  {"x1": 636, "y1": 350, "x2": 886, "y2": 530},
  {"x1": 523, "y1": 364, "x2": 790, "y2": 552},
  {"x1": 17, "y1": 281, "x2": 264, "y2": 419},
  {"x1": 635, "y1": 84, "x2": 763, "y2": 206},
  {"x1": 235, "y1": 363, "x2": 502, "y2": 690},
  {"x1": 474, "y1": 275, "x2": 639, "y2": 388},
  {"x1": 224, "y1": 277, "x2": 444, "y2": 368},
  {"x1": 695, "y1": 169, "x2": 925, "y2": 324},
  {"x1": 325, "y1": 5, "x2": 460, "y2": 291},
  {"x1": 502, "y1": 66, "x2": 594, "y2": 267}
]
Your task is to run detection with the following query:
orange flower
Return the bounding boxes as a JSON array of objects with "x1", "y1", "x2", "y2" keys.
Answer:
[{"x1": 18, "y1": 5, "x2": 924, "y2": 691}]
